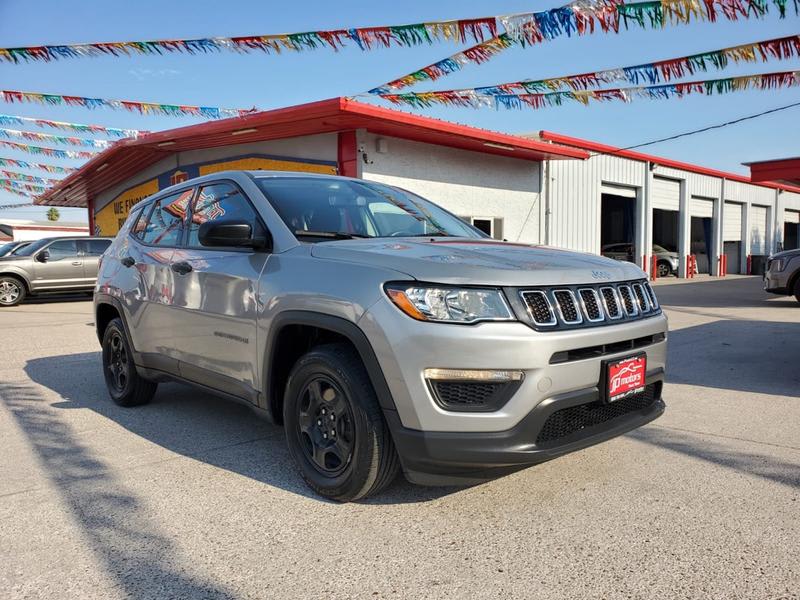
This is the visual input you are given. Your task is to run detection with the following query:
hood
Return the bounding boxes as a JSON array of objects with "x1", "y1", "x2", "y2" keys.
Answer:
[
  {"x1": 770, "y1": 248, "x2": 800, "y2": 260},
  {"x1": 310, "y1": 238, "x2": 644, "y2": 286}
]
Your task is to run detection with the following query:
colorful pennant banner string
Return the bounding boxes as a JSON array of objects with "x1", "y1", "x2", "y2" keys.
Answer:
[
  {"x1": 368, "y1": 0, "x2": 795, "y2": 94},
  {"x1": 0, "y1": 90, "x2": 255, "y2": 119},
  {"x1": 382, "y1": 70, "x2": 800, "y2": 110},
  {"x1": 0, "y1": 128, "x2": 112, "y2": 149},
  {"x1": 0, "y1": 16, "x2": 501, "y2": 64},
  {"x1": 1, "y1": 170, "x2": 60, "y2": 186},
  {"x1": 0, "y1": 200, "x2": 37, "y2": 207},
  {"x1": 379, "y1": 34, "x2": 800, "y2": 104},
  {"x1": 0, "y1": 185, "x2": 37, "y2": 199},
  {"x1": 0, "y1": 157, "x2": 76, "y2": 174},
  {"x1": 0, "y1": 114, "x2": 142, "y2": 138},
  {"x1": 0, "y1": 178, "x2": 47, "y2": 193},
  {"x1": 0, "y1": 140, "x2": 98, "y2": 159}
]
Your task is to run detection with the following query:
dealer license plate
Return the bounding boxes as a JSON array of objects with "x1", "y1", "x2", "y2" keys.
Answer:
[{"x1": 604, "y1": 354, "x2": 647, "y2": 403}]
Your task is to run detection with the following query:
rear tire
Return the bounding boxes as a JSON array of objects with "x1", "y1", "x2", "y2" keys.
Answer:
[
  {"x1": 0, "y1": 275, "x2": 25, "y2": 307},
  {"x1": 283, "y1": 343, "x2": 399, "y2": 502},
  {"x1": 656, "y1": 261, "x2": 671, "y2": 278},
  {"x1": 101, "y1": 317, "x2": 157, "y2": 407}
]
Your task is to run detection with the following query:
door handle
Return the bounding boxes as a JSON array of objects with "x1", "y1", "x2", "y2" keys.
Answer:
[
  {"x1": 171, "y1": 261, "x2": 193, "y2": 275},
  {"x1": 121, "y1": 256, "x2": 136, "y2": 268},
  {"x1": 71, "y1": 261, "x2": 82, "y2": 266}
]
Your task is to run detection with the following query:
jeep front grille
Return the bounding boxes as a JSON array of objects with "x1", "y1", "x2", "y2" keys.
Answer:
[{"x1": 519, "y1": 280, "x2": 660, "y2": 330}]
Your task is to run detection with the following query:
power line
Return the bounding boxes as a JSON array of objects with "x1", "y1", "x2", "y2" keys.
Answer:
[{"x1": 607, "y1": 100, "x2": 800, "y2": 155}]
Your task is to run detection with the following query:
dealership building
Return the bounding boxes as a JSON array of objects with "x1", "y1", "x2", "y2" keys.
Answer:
[{"x1": 39, "y1": 97, "x2": 800, "y2": 277}]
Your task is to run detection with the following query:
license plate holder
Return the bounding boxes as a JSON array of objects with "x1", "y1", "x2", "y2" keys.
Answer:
[{"x1": 602, "y1": 353, "x2": 647, "y2": 403}]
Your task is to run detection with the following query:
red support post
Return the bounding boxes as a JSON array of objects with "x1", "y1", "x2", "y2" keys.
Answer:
[
  {"x1": 650, "y1": 255, "x2": 658, "y2": 281},
  {"x1": 746, "y1": 254, "x2": 752, "y2": 275},
  {"x1": 723, "y1": 254, "x2": 728, "y2": 277}
]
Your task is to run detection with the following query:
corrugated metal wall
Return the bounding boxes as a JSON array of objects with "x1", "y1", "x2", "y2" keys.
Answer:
[{"x1": 548, "y1": 154, "x2": 643, "y2": 252}]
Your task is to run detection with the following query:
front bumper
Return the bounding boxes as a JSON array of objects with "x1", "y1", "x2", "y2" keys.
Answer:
[
  {"x1": 387, "y1": 371, "x2": 664, "y2": 485},
  {"x1": 763, "y1": 269, "x2": 789, "y2": 294}
]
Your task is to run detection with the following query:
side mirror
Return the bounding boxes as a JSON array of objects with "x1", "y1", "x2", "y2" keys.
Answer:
[
  {"x1": 36, "y1": 249, "x2": 50, "y2": 263},
  {"x1": 198, "y1": 219, "x2": 268, "y2": 249}
]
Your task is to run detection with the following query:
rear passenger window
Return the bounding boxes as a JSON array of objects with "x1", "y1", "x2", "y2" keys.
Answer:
[
  {"x1": 82, "y1": 239, "x2": 112, "y2": 256},
  {"x1": 138, "y1": 189, "x2": 194, "y2": 247},
  {"x1": 187, "y1": 182, "x2": 260, "y2": 247}
]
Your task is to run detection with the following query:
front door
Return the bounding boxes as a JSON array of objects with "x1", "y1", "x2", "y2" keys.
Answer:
[
  {"x1": 169, "y1": 180, "x2": 269, "y2": 402},
  {"x1": 30, "y1": 239, "x2": 84, "y2": 291}
]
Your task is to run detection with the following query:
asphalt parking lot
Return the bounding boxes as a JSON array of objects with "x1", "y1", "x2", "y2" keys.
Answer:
[{"x1": 1, "y1": 276, "x2": 798, "y2": 600}]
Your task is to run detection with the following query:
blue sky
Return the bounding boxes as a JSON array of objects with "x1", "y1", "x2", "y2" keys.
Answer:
[{"x1": 1, "y1": 0, "x2": 798, "y2": 222}]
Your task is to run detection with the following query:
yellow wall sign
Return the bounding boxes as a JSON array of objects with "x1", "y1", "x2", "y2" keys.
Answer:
[
  {"x1": 94, "y1": 155, "x2": 337, "y2": 236},
  {"x1": 94, "y1": 178, "x2": 158, "y2": 236},
  {"x1": 198, "y1": 157, "x2": 336, "y2": 176}
]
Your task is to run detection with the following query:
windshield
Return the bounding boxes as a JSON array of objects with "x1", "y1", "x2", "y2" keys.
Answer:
[
  {"x1": 13, "y1": 237, "x2": 54, "y2": 256},
  {"x1": 255, "y1": 177, "x2": 483, "y2": 240},
  {"x1": 0, "y1": 242, "x2": 18, "y2": 257}
]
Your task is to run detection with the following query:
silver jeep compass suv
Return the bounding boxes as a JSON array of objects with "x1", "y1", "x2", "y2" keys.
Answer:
[{"x1": 95, "y1": 171, "x2": 667, "y2": 501}]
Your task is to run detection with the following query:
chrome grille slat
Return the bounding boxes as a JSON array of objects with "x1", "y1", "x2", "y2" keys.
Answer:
[
  {"x1": 632, "y1": 283, "x2": 650, "y2": 313},
  {"x1": 617, "y1": 285, "x2": 639, "y2": 317},
  {"x1": 521, "y1": 290, "x2": 557, "y2": 326},
  {"x1": 519, "y1": 279, "x2": 660, "y2": 330},
  {"x1": 552, "y1": 289, "x2": 583, "y2": 325},
  {"x1": 578, "y1": 288, "x2": 604, "y2": 322},
  {"x1": 600, "y1": 286, "x2": 622, "y2": 320}
]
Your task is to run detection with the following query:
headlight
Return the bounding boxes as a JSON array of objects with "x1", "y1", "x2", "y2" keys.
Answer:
[
  {"x1": 769, "y1": 257, "x2": 786, "y2": 272},
  {"x1": 385, "y1": 283, "x2": 515, "y2": 323}
]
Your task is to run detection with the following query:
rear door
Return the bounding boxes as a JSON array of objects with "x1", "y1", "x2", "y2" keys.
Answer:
[
  {"x1": 79, "y1": 238, "x2": 113, "y2": 283},
  {"x1": 169, "y1": 180, "x2": 270, "y2": 402},
  {"x1": 124, "y1": 189, "x2": 193, "y2": 366},
  {"x1": 30, "y1": 239, "x2": 84, "y2": 291}
]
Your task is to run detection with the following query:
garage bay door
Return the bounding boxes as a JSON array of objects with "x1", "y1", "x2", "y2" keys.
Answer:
[
  {"x1": 651, "y1": 177, "x2": 680, "y2": 211},
  {"x1": 750, "y1": 205, "x2": 769, "y2": 255},
  {"x1": 690, "y1": 197, "x2": 714, "y2": 218},
  {"x1": 723, "y1": 201, "x2": 743, "y2": 274}
]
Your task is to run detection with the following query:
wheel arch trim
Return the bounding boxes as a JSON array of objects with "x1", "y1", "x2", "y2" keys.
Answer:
[{"x1": 263, "y1": 310, "x2": 398, "y2": 421}]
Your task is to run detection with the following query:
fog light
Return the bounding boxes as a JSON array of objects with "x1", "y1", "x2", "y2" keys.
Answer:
[{"x1": 423, "y1": 368, "x2": 524, "y2": 382}]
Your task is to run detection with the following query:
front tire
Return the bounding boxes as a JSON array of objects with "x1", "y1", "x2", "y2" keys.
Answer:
[
  {"x1": 0, "y1": 275, "x2": 25, "y2": 307},
  {"x1": 102, "y1": 317, "x2": 157, "y2": 407},
  {"x1": 656, "y1": 261, "x2": 671, "y2": 278},
  {"x1": 283, "y1": 343, "x2": 399, "y2": 502}
]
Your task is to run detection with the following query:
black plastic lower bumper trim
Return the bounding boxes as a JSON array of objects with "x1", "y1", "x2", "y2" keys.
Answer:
[{"x1": 387, "y1": 370, "x2": 665, "y2": 486}]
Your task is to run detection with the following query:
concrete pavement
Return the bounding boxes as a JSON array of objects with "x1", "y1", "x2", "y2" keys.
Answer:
[{"x1": 0, "y1": 276, "x2": 797, "y2": 599}]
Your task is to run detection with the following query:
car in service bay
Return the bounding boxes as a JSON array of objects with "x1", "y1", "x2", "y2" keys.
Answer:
[{"x1": 94, "y1": 171, "x2": 667, "y2": 501}]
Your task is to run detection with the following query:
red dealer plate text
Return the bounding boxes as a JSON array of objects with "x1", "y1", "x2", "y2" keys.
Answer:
[{"x1": 605, "y1": 355, "x2": 647, "y2": 402}]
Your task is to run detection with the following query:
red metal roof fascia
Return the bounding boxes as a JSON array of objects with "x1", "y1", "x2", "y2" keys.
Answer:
[
  {"x1": 343, "y1": 100, "x2": 588, "y2": 160},
  {"x1": 747, "y1": 157, "x2": 800, "y2": 185},
  {"x1": 539, "y1": 131, "x2": 800, "y2": 194}
]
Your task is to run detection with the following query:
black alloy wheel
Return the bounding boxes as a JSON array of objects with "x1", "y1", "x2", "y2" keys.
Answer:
[
  {"x1": 297, "y1": 376, "x2": 355, "y2": 476},
  {"x1": 106, "y1": 330, "x2": 130, "y2": 394},
  {"x1": 657, "y1": 261, "x2": 671, "y2": 278},
  {"x1": 101, "y1": 317, "x2": 157, "y2": 407},
  {"x1": 283, "y1": 343, "x2": 399, "y2": 501}
]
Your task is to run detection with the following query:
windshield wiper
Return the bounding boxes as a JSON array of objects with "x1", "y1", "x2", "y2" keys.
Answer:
[
  {"x1": 294, "y1": 230, "x2": 371, "y2": 240},
  {"x1": 404, "y1": 232, "x2": 451, "y2": 237}
]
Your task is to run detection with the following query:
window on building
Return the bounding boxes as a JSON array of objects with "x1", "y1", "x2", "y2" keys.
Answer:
[
  {"x1": 187, "y1": 182, "x2": 261, "y2": 247},
  {"x1": 461, "y1": 217, "x2": 504, "y2": 240},
  {"x1": 139, "y1": 190, "x2": 192, "y2": 247},
  {"x1": 45, "y1": 240, "x2": 79, "y2": 261}
]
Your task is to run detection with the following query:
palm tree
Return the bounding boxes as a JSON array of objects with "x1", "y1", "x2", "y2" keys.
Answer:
[{"x1": 46, "y1": 207, "x2": 60, "y2": 222}]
